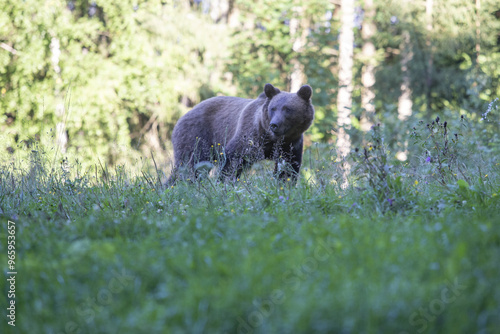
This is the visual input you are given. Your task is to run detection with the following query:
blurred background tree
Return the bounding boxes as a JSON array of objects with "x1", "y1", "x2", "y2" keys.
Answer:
[{"x1": 1, "y1": 0, "x2": 499, "y2": 167}]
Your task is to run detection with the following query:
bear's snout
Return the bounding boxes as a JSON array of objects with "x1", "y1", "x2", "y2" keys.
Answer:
[{"x1": 269, "y1": 120, "x2": 285, "y2": 136}]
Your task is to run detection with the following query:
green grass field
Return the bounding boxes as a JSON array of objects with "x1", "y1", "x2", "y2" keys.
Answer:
[{"x1": 1, "y1": 123, "x2": 499, "y2": 334}]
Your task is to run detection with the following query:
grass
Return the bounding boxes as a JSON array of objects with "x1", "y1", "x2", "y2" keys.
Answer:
[{"x1": 1, "y1": 116, "x2": 500, "y2": 334}]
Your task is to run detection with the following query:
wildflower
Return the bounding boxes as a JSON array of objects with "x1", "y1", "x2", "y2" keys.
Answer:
[
  {"x1": 217, "y1": 143, "x2": 220, "y2": 146},
  {"x1": 220, "y1": 152, "x2": 223, "y2": 155},
  {"x1": 338, "y1": 195, "x2": 342, "y2": 199},
  {"x1": 214, "y1": 160, "x2": 217, "y2": 162},
  {"x1": 425, "y1": 157, "x2": 431, "y2": 163},
  {"x1": 287, "y1": 178, "x2": 290, "y2": 181},
  {"x1": 414, "y1": 180, "x2": 419, "y2": 186},
  {"x1": 280, "y1": 187, "x2": 283, "y2": 190},
  {"x1": 485, "y1": 174, "x2": 488, "y2": 178},
  {"x1": 387, "y1": 198, "x2": 394, "y2": 206}
]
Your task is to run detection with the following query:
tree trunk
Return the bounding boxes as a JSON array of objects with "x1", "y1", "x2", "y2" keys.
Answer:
[
  {"x1": 425, "y1": 0, "x2": 433, "y2": 112},
  {"x1": 336, "y1": 0, "x2": 354, "y2": 158},
  {"x1": 210, "y1": 0, "x2": 233, "y2": 24},
  {"x1": 336, "y1": 0, "x2": 354, "y2": 187},
  {"x1": 290, "y1": 7, "x2": 308, "y2": 93},
  {"x1": 50, "y1": 36, "x2": 68, "y2": 154},
  {"x1": 228, "y1": 0, "x2": 240, "y2": 28},
  {"x1": 398, "y1": 29, "x2": 413, "y2": 121},
  {"x1": 360, "y1": 0, "x2": 376, "y2": 131},
  {"x1": 475, "y1": 0, "x2": 481, "y2": 65}
]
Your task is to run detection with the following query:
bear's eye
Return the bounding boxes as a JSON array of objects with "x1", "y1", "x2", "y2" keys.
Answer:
[
  {"x1": 271, "y1": 107, "x2": 277, "y2": 112},
  {"x1": 283, "y1": 106, "x2": 290, "y2": 113}
]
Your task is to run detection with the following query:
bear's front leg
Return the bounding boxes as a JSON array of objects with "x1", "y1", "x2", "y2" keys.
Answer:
[
  {"x1": 274, "y1": 137, "x2": 303, "y2": 183},
  {"x1": 220, "y1": 138, "x2": 246, "y2": 181}
]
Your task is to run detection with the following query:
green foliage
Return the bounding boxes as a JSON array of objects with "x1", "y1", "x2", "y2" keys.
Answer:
[
  {"x1": 372, "y1": 0, "x2": 500, "y2": 116},
  {"x1": 0, "y1": 0, "x2": 231, "y2": 165}
]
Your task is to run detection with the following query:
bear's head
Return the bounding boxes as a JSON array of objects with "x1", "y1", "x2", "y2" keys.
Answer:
[{"x1": 264, "y1": 83, "x2": 315, "y2": 141}]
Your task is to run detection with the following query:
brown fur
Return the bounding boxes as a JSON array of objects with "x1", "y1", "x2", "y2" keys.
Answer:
[{"x1": 168, "y1": 83, "x2": 314, "y2": 183}]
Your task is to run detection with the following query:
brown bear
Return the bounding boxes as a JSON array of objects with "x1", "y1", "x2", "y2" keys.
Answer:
[{"x1": 168, "y1": 83, "x2": 314, "y2": 184}]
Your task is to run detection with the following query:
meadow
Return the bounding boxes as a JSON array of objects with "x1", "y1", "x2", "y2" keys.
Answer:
[
  {"x1": 1, "y1": 110, "x2": 499, "y2": 334},
  {"x1": 2, "y1": 1, "x2": 500, "y2": 333}
]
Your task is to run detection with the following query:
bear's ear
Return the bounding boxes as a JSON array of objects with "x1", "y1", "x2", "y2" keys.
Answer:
[
  {"x1": 264, "y1": 83, "x2": 280, "y2": 99},
  {"x1": 297, "y1": 85, "x2": 312, "y2": 101}
]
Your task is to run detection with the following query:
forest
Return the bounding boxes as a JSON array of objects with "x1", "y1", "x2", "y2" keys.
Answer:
[
  {"x1": 1, "y1": 1, "x2": 499, "y2": 333},
  {"x1": 1, "y1": 0, "x2": 499, "y2": 165}
]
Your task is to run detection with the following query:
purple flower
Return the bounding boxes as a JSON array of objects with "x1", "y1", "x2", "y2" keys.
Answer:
[
  {"x1": 425, "y1": 157, "x2": 431, "y2": 163},
  {"x1": 387, "y1": 198, "x2": 394, "y2": 206},
  {"x1": 279, "y1": 196, "x2": 289, "y2": 202}
]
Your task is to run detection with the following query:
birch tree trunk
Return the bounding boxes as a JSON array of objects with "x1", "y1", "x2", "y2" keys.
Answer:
[
  {"x1": 397, "y1": 29, "x2": 413, "y2": 121},
  {"x1": 336, "y1": 0, "x2": 354, "y2": 157},
  {"x1": 360, "y1": 0, "x2": 376, "y2": 131},
  {"x1": 50, "y1": 35, "x2": 68, "y2": 154},
  {"x1": 425, "y1": 0, "x2": 433, "y2": 112},
  {"x1": 475, "y1": 0, "x2": 481, "y2": 65},
  {"x1": 336, "y1": 0, "x2": 354, "y2": 187},
  {"x1": 290, "y1": 7, "x2": 308, "y2": 93}
]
